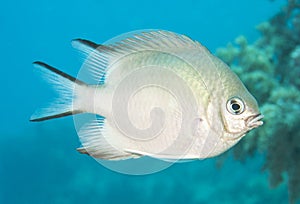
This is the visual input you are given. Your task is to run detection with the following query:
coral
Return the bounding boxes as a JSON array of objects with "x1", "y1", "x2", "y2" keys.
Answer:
[{"x1": 216, "y1": 0, "x2": 300, "y2": 203}]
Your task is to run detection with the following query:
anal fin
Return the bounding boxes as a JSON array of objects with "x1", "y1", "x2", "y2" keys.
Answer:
[{"x1": 78, "y1": 118, "x2": 136, "y2": 160}]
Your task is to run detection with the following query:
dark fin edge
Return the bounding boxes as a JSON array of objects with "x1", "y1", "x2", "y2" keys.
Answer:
[
  {"x1": 77, "y1": 147, "x2": 90, "y2": 155},
  {"x1": 72, "y1": 39, "x2": 116, "y2": 52},
  {"x1": 73, "y1": 39, "x2": 99, "y2": 49},
  {"x1": 30, "y1": 110, "x2": 82, "y2": 122},
  {"x1": 33, "y1": 61, "x2": 86, "y2": 86}
]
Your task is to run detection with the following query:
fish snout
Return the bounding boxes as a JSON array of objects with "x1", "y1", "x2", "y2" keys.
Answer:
[{"x1": 246, "y1": 113, "x2": 264, "y2": 129}]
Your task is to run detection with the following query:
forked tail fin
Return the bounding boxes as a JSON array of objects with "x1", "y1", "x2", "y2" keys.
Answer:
[{"x1": 30, "y1": 61, "x2": 86, "y2": 122}]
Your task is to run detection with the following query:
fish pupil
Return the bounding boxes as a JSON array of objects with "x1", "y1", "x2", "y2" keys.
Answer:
[{"x1": 232, "y1": 103, "x2": 240, "y2": 111}]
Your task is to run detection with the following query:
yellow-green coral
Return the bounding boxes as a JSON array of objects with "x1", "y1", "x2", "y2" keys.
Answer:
[{"x1": 216, "y1": 1, "x2": 300, "y2": 203}]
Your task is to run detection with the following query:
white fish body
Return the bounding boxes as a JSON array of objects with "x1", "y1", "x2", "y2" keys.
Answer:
[{"x1": 31, "y1": 30, "x2": 263, "y2": 161}]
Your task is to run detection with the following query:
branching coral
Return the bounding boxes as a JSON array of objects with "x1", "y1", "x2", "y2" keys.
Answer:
[{"x1": 216, "y1": 1, "x2": 300, "y2": 203}]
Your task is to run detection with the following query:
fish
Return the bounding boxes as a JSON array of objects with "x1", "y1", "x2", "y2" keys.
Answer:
[{"x1": 31, "y1": 30, "x2": 264, "y2": 161}]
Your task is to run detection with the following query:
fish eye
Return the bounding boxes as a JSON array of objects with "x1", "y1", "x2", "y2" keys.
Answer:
[{"x1": 226, "y1": 97, "x2": 245, "y2": 115}]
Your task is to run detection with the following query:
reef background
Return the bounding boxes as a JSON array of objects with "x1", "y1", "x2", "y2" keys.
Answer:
[
  {"x1": 1, "y1": 0, "x2": 298, "y2": 203},
  {"x1": 216, "y1": 1, "x2": 300, "y2": 203}
]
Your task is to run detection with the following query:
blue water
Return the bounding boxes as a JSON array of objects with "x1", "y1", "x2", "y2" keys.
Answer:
[{"x1": 1, "y1": 0, "x2": 290, "y2": 203}]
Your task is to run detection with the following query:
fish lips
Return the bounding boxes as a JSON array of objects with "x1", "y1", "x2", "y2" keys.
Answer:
[{"x1": 246, "y1": 113, "x2": 264, "y2": 129}]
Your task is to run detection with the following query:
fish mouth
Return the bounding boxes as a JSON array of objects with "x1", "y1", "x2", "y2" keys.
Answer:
[{"x1": 246, "y1": 113, "x2": 264, "y2": 129}]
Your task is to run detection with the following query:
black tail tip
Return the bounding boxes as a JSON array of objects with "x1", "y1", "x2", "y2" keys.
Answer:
[{"x1": 32, "y1": 61, "x2": 50, "y2": 69}]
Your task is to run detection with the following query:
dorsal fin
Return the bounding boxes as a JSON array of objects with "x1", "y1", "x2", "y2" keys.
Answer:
[
  {"x1": 72, "y1": 39, "x2": 116, "y2": 55},
  {"x1": 71, "y1": 39, "x2": 112, "y2": 83},
  {"x1": 71, "y1": 30, "x2": 210, "y2": 84},
  {"x1": 102, "y1": 30, "x2": 207, "y2": 57}
]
